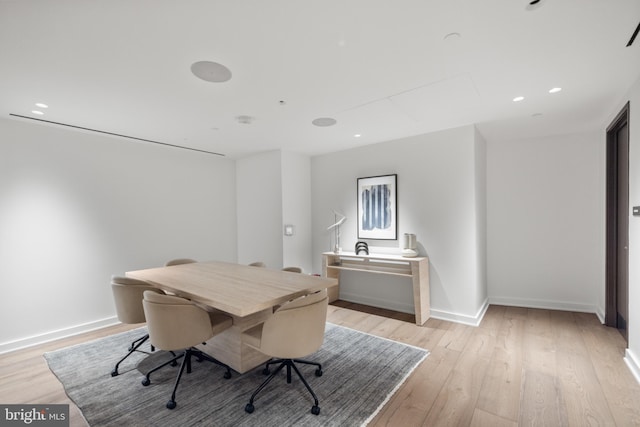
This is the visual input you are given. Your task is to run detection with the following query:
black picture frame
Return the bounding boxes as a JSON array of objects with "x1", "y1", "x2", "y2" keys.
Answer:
[{"x1": 357, "y1": 174, "x2": 397, "y2": 240}]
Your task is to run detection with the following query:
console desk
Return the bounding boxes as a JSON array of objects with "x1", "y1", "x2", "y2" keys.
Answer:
[{"x1": 322, "y1": 252, "x2": 430, "y2": 326}]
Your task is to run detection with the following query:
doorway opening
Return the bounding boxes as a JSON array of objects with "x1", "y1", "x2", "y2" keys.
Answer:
[{"x1": 605, "y1": 102, "x2": 630, "y2": 343}]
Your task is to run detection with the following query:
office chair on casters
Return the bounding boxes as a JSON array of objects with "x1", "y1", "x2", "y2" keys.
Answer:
[
  {"x1": 243, "y1": 288, "x2": 328, "y2": 416},
  {"x1": 110, "y1": 276, "x2": 166, "y2": 377},
  {"x1": 142, "y1": 291, "x2": 233, "y2": 410},
  {"x1": 165, "y1": 258, "x2": 197, "y2": 266},
  {"x1": 248, "y1": 261, "x2": 266, "y2": 267}
]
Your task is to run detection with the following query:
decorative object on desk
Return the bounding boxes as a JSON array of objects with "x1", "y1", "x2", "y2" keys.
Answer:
[
  {"x1": 357, "y1": 174, "x2": 397, "y2": 240},
  {"x1": 402, "y1": 233, "x2": 418, "y2": 257},
  {"x1": 355, "y1": 241, "x2": 369, "y2": 255},
  {"x1": 44, "y1": 324, "x2": 428, "y2": 427},
  {"x1": 327, "y1": 209, "x2": 346, "y2": 254}
]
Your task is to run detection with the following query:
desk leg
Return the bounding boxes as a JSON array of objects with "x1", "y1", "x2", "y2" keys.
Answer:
[
  {"x1": 196, "y1": 309, "x2": 272, "y2": 374},
  {"x1": 323, "y1": 263, "x2": 340, "y2": 303},
  {"x1": 412, "y1": 258, "x2": 430, "y2": 326}
]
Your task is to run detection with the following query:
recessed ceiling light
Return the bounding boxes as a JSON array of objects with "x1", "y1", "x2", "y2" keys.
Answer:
[
  {"x1": 31, "y1": 110, "x2": 44, "y2": 115},
  {"x1": 549, "y1": 87, "x2": 562, "y2": 93},
  {"x1": 312, "y1": 117, "x2": 337, "y2": 127},
  {"x1": 191, "y1": 61, "x2": 232, "y2": 83},
  {"x1": 513, "y1": 96, "x2": 525, "y2": 102},
  {"x1": 35, "y1": 103, "x2": 48, "y2": 108},
  {"x1": 354, "y1": 134, "x2": 361, "y2": 138}
]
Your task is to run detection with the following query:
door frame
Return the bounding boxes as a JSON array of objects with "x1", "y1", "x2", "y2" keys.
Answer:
[{"x1": 605, "y1": 101, "x2": 630, "y2": 339}]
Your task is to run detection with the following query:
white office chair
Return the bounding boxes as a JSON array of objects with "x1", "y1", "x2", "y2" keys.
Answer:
[
  {"x1": 142, "y1": 291, "x2": 233, "y2": 410},
  {"x1": 110, "y1": 276, "x2": 164, "y2": 377},
  {"x1": 165, "y1": 258, "x2": 197, "y2": 266},
  {"x1": 248, "y1": 261, "x2": 266, "y2": 268},
  {"x1": 243, "y1": 288, "x2": 328, "y2": 415}
]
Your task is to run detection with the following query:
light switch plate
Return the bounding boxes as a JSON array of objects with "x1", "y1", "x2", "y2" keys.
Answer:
[{"x1": 284, "y1": 224, "x2": 295, "y2": 236}]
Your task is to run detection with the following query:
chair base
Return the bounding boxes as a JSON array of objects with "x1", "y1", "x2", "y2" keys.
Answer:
[
  {"x1": 142, "y1": 347, "x2": 231, "y2": 410},
  {"x1": 245, "y1": 358, "x2": 322, "y2": 415},
  {"x1": 111, "y1": 333, "x2": 154, "y2": 377}
]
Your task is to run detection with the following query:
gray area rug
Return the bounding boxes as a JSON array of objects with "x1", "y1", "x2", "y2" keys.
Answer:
[{"x1": 44, "y1": 323, "x2": 428, "y2": 427}]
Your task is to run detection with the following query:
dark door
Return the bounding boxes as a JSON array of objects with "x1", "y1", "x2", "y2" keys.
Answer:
[{"x1": 605, "y1": 102, "x2": 630, "y2": 343}]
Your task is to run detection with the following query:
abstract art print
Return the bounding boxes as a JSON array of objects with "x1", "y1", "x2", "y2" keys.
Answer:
[{"x1": 357, "y1": 174, "x2": 397, "y2": 240}]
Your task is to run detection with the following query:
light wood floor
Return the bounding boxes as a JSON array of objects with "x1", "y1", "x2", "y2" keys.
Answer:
[{"x1": 1, "y1": 303, "x2": 639, "y2": 426}]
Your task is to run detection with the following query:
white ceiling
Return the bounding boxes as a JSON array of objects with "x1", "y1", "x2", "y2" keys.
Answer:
[{"x1": 1, "y1": 0, "x2": 639, "y2": 159}]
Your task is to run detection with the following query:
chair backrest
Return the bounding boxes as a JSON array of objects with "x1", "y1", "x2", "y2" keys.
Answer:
[
  {"x1": 142, "y1": 291, "x2": 214, "y2": 351},
  {"x1": 248, "y1": 261, "x2": 266, "y2": 268},
  {"x1": 111, "y1": 276, "x2": 162, "y2": 325},
  {"x1": 282, "y1": 266, "x2": 302, "y2": 273},
  {"x1": 165, "y1": 258, "x2": 197, "y2": 266},
  {"x1": 260, "y1": 289, "x2": 328, "y2": 359}
]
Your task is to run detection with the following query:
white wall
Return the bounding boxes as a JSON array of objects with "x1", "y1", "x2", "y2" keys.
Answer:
[
  {"x1": 236, "y1": 150, "x2": 313, "y2": 272},
  {"x1": 486, "y1": 131, "x2": 605, "y2": 315},
  {"x1": 613, "y1": 74, "x2": 640, "y2": 381},
  {"x1": 0, "y1": 118, "x2": 237, "y2": 352},
  {"x1": 311, "y1": 125, "x2": 488, "y2": 324},
  {"x1": 236, "y1": 151, "x2": 283, "y2": 268},
  {"x1": 281, "y1": 151, "x2": 312, "y2": 273},
  {"x1": 474, "y1": 128, "x2": 488, "y2": 311}
]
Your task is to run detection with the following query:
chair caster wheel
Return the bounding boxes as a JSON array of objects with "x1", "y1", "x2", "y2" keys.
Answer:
[
  {"x1": 224, "y1": 371, "x2": 232, "y2": 379},
  {"x1": 311, "y1": 405, "x2": 320, "y2": 415},
  {"x1": 111, "y1": 369, "x2": 118, "y2": 377},
  {"x1": 170, "y1": 360, "x2": 178, "y2": 367},
  {"x1": 245, "y1": 403, "x2": 254, "y2": 413},
  {"x1": 262, "y1": 368, "x2": 270, "y2": 375},
  {"x1": 315, "y1": 369, "x2": 323, "y2": 377},
  {"x1": 166, "y1": 400, "x2": 176, "y2": 410},
  {"x1": 141, "y1": 378, "x2": 150, "y2": 386}
]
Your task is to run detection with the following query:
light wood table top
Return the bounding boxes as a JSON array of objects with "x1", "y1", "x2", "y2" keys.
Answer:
[{"x1": 126, "y1": 260, "x2": 338, "y2": 317}]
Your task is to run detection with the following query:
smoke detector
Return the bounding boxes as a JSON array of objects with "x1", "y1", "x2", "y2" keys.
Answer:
[{"x1": 236, "y1": 115, "x2": 254, "y2": 124}]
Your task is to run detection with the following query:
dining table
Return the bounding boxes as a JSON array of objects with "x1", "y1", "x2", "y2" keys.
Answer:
[{"x1": 126, "y1": 260, "x2": 338, "y2": 373}]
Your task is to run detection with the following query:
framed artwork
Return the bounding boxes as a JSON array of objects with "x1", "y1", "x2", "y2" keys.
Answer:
[{"x1": 357, "y1": 174, "x2": 397, "y2": 240}]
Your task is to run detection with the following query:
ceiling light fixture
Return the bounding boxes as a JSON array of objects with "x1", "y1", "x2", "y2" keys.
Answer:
[
  {"x1": 191, "y1": 61, "x2": 232, "y2": 83},
  {"x1": 513, "y1": 96, "x2": 525, "y2": 102},
  {"x1": 354, "y1": 134, "x2": 361, "y2": 138},
  {"x1": 549, "y1": 87, "x2": 562, "y2": 93},
  {"x1": 312, "y1": 117, "x2": 337, "y2": 127},
  {"x1": 35, "y1": 103, "x2": 48, "y2": 108},
  {"x1": 31, "y1": 110, "x2": 44, "y2": 115}
]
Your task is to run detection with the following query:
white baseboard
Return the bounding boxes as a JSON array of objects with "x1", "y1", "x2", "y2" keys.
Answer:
[
  {"x1": 430, "y1": 298, "x2": 489, "y2": 327},
  {"x1": 340, "y1": 291, "x2": 491, "y2": 327},
  {"x1": 488, "y1": 296, "x2": 597, "y2": 315},
  {"x1": 0, "y1": 316, "x2": 119, "y2": 355},
  {"x1": 625, "y1": 349, "x2": 640, "y2": 386}
]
